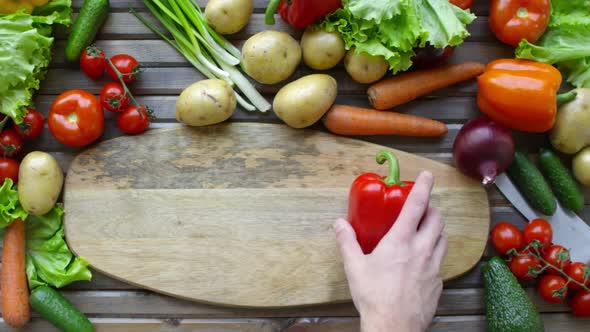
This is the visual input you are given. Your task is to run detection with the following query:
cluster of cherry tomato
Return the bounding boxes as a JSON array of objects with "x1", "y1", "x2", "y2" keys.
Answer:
[
  {"x1": 0, "y1": 109, "x2": 45, "y2": 183},
  {"x1": 77, "y1": 47, "x2": 152, "y2": 139},
  {"x1": 491, "y1": 219, "x2": 590, "y2": 317}
]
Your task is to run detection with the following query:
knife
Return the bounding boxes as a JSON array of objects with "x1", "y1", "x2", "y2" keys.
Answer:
[{"x1": 495, "y1": 173, "x2": 590, "y2": 263}]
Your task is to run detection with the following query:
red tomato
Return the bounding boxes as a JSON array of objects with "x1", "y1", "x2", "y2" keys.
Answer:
[
  {"x1": 523, "y1": 218, "x2": 552, "y2": 249},
  {"x1": 571, "y1": 291, "x2": 590, "y2": 317},
  {"x1": 48, "y1": 90, "x2": 104, "y2": 147},
  {"x1": 489, "y1": 0, "x2": 550, "y2": 46},
  {"x1": 449, "y1": 0, "x2": 473, "y2": 9},
  {"x1": 566, "y1": 262, "x2": 590, "y2": 291},
  {"x1": 117, "y1": 105, "x2": 152, "y2": 135},
  {"x1": 80, "y1": 46, "x2": 107, "y2": 79},
  {"x1": 106, "y1": 54, "x2": 140, "y2": 83},
  {"x1": 538, "y1": 275, "x2": 568, "y2": 303},
  {"x1": 100, "y1": 82, "x2": 130, "y2": 113},
  {"x1": 542, "y1": 245, "x2": 571, "y2": 275},
  {"x1": 0, "y1": 128, "x2": 23, "y2": 157},
  {"x1": 491, "y1": 222, "x2": 523, "y2": 255},
  {"x1": 509, "y1": 251, "x2": 542, "y2": 280},
  {"x1": 13, "y1": 109, "x2": 44, "y2": 139},
  {"x1": 0, "y1": 157, "x2": 19, "y2": 184}
]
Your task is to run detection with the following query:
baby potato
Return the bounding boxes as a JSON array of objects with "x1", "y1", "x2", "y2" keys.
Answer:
[
  {"x1": 18, "y1": 151, "x2": 64, "y2": 216},
  {"x1": 176, "y1": 79, "x2": 236, "y2": 127},
  {"x1": 273, "y1": 74, "x2": 337, "y2": 129},
  {"x1": 344, "y1": 49, "x2": 389, "y2": 84},
  {"x1": 301, "y1": 27, "x2": 345, "y2": 70},
  {"x1": 242, "y1": 30, "x2": 302, "y2": 84},
  {"x1": 205, "y1": 0, "x2": 254, "y2": 35}
]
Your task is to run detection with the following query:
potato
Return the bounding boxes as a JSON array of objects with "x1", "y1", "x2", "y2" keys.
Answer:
[
  {"x1": 573, "y1": 147, "x2": 590, "y2": 187},
  {"x1": 273, "y1": 74, "x2": 337, "y2": 129},
  {"x1": 301, "y1": 27, "x2": 345, "y2": 70},
  {"x1": 18, "y1": 151, "x2": 64, "y2": 216},
  {"x1": 204, "y1": 0, "x2": 253, "y2": 35},
  {"x1": 242, "y1": 30, "x2": 301, "y2": 84},
  {"x1": 344, "y1": 49, "x2": 389, "y2": 84},
  {"x1": 550, "y1": 88, "x2": 590, "y2": 154},
  {"x1": 176, "y1": 79, "x2": 236, "y2": 127}
]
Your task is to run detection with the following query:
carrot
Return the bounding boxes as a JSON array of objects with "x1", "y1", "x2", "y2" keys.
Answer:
[
  {"x1": 368, "y1": 62, "x2": 486, "y2": 110},
  {"x1": 322, "y1": 104, "x2": 448, "y2": 137},
  {"x1": 1, "y1": 218, "x2": 30, "y2": 328}
]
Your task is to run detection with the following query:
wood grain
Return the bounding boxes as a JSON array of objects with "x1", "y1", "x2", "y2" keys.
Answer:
[{"x1": 64, "y1": 124, "x2": 489, "y2": 307}]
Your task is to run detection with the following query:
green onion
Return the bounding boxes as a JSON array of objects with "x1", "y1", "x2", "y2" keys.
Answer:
[{"x1": 131, "y1": 0, "x2": 271, "y2": 112}]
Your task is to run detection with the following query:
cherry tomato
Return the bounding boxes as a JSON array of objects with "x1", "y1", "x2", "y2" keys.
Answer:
[
  {"x1": 0, "y1": 157, "x2": 19, "y2": 184},
  {"x1": 538, "y1": 275, "x2": 568, "y2": 303},
  {"x1": 117, "y1": 105, "x2": 152, "y2": 135},
  {"x1": 509, "y1": 251, "x2": 542, "y2": 280},
  {"x1": 571, "y1": 291, "x2": 590, "y2": 317},
  {"x1": 48, "y1": 90, "x2": 104, "y2": 147},
  {"x1": 80, "y1": 46, "x2": 107, "y2": 79},
  {"x1": 491, "y1": 222, "x2": 523, "y2": 255},
  {"x1": 100, "y1": 82, "x2": 130, "y2": 113},
  {"x1": 106, "y1": 54, "x2": 140, "y2": 83},
  {"x1": 523, "y1": 218, "x2": 552, "y2": 249},
  {"x1": 542, "y1": 245, "x2": 571, "y2": 275},
  {"x1": 566, "y1": 262, "x2": 590, "y2": 291},
  {"x1": 489, "y1": 0, "x2": 550, "y2": 46},
  {"x1": 13, "y1": 109, "x2": 44, "y2": 139},
  {"x1": 0, "y1": 128, "x2": 23, "y2": 157},
  {"x1": 449, "y1": 0, "x2": 473, "y2": 9}
]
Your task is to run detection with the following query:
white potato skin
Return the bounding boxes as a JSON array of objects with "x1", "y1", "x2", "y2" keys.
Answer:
[
  {"x1": 18, "y1": 151, "x2": 64, "y2": 216},
  {"x1": 273, "y1": 74, "x2": 338, "y2": 129},
  {"x1": 301, "y1": 27, "x2": 345, "y2": 70},
  {"x1": 204, "y1": 0, "x2": 254, "y2": 35},
  {"x1": 242, "y1": 30, "x2": 302, "y2": 84},
  {"x1": 176, "y1": 79, "x2": 236, "y2": 127},
  {"x1": 573, "y1": 147, "x2": 590, "y2": 187},
  {"x1": 344, "y1": 49, "x2": 389, "y2": 84}
]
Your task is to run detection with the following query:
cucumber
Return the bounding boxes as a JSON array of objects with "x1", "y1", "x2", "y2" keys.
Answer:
[
  {"x1": 30, "y1": 286, "x2": 94, "y2": 332},
  {"x1": 538, "y1": 148, "x2": 584, "y2": 213},
  {"x1": 507, "y1": 149, "x2": 557, "y2": 216},
  {"x1": 65, "y1": 0, "x2": 110, "y2": 63},
  {"x1": 482, "y1": 257, "x2": 545, "y2": 332}
]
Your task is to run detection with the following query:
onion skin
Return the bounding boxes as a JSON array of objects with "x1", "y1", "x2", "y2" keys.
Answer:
[{"x1": 453, "y1": 116, "x2": 515, "y2": 186}]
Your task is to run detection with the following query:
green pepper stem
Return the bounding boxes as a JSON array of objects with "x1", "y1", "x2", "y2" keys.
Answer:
[
  {"x1": 376, "y1": 150, "x2": 404, "y2": 187},
  {"x1": 265, "y1": 0, "x2": 282, "y2": 25},
  {"x1": 557, "y1": 91, "x2": 577, "y2": 105}
]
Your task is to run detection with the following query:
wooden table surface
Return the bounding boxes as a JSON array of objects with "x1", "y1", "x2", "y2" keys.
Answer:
[{"x1": 2, "y1": 0, "x2": 590, "y2": 331}]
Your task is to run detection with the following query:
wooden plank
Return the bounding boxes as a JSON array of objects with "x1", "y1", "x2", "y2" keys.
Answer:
[
  {"x1": 0, "y1": 289, "x2": 571, "y2": 317},
  {"x1": 49, "y1": 40, "x2": 511, "y2": 68},
  {"x1": 71, "y1": 0, "x2": 491, "y2": 16},
  {"x1": 53, "y1": 13, "x2": 495, "y2": 43}
]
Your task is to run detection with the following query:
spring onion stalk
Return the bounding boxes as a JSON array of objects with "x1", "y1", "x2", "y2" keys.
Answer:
[{"x1": 131, "y1": 0, "x2": 271, "y2": 112}]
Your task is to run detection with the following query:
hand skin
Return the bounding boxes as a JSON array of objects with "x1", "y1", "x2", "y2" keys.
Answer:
[{"x1": 334, "y1": 171, "x2": 447, "y2": 332}]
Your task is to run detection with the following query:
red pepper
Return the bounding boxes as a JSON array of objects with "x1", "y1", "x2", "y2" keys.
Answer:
[
  {"x1": 348, "y1": 151, "x2": 415, "y2": 254},
  {"x1": 265, "y1": 0, "x2": 342, "y2": 29}
]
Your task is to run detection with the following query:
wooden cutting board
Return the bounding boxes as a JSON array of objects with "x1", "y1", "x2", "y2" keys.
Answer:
[{"x1": 64, "y1": 123, "x2": 490, "y2": 308}]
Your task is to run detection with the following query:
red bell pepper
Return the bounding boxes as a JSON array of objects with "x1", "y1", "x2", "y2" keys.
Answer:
[
  {"x1": 265, "y1": 0, "x2": 342, "y2": 29},
  {"x1": 348, "y1": 151, "x2": 414, "y2": 254}
]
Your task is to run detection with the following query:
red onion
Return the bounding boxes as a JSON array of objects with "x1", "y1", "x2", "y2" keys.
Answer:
[{"x1": 453, "y1": 116, "x2": 515, "y2": 187}]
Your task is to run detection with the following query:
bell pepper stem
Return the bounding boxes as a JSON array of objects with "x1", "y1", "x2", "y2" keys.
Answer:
[
  {"x1": 557, "y1": 91, "x2": 577, "y2": 105},
  {"x1": 265, "y1": 0, "x2": 282, "y2": 25},
  {"x1": 376, "y1": 150, "x2": 405, "y2": 187}
]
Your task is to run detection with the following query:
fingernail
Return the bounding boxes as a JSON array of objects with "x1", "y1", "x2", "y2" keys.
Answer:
[{"x1": 333, "y1": 218, "x2": 347, "y2": 231}]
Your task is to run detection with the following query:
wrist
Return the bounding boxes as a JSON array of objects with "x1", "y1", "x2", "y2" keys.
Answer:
[{"x1": 360, "y1": 312, "x2": 421, "y2": 332}]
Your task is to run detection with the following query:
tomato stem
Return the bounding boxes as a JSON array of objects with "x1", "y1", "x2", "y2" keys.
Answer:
[{"x1": 106, "y1": 59, "x2": 147, "y2": 120}]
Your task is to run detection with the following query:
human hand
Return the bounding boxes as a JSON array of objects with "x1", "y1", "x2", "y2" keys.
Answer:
[{"x1": 334, "y1": 171, "x2": 447, "y2": 332}]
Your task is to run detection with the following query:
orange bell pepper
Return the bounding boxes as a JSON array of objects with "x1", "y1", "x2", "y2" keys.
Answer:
[{"x1": 477, "y1": 59, "x2": 575, "y2": 133}]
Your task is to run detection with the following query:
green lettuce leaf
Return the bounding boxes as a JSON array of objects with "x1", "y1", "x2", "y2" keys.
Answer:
[
  {"x1": 25, "y1": 205, "x2": 92, "y2": 289},
  {"x1": 515, "y1": 0, "x2": 590, "y2": 87},
  {"x1": 0, "y1": 179, "x2": 28, "y2": 228},
  {"x1": 32, "y1": 0, "x2": 72, "y2": 26},
  {"x1": 321, "y1": 0, "x2": 475, "y2": 74}
]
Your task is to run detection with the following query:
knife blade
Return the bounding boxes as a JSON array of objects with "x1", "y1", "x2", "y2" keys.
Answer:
[{"x1": 495, "y1": 173, "x2": 590, "y2": 263}]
